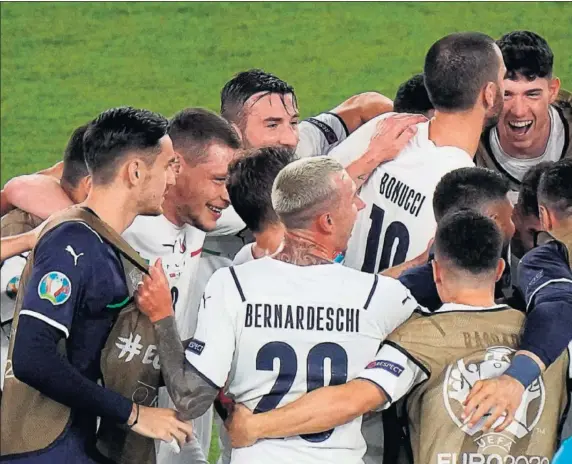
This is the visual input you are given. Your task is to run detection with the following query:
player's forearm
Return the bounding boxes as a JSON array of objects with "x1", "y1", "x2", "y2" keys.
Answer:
[
  {"x1": 37, "y1": 161, "x2": 64, "y2": 179},
  {"x1": 12, "y1": 316, "x2": 133, "y2": 423},
  {"x1": 251, "y1": 379, "x2": 385, "y2": 439},
  {"x1": 0, "y1": 189, "x2": 15, "y2": 216},
  {"x1": 345, "y1": 147, "x2": 391, "y2": 190},
  {"x1": 332, "y1": 92, "x2": 394, "y2": 133},
  {"x1": 153, "y1": 316, "x2": 218, "y2": 420},
  {"x1": 0, "y1": 231, "x2": 35, "y2": 262},
  {"x1": 381, "y1": 252, "x2": 428, "y2": 279},
  {"x1": 3, "y1": 174, "x2": 72, "y2": 220}
]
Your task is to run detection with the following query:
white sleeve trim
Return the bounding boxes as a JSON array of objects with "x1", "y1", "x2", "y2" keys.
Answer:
[
  {"x1": 526, "y1": 278, "x2": 572, "y2": 311},
  {"x1": 19, "y1": 310, "x2": 70, "y2": 338}
]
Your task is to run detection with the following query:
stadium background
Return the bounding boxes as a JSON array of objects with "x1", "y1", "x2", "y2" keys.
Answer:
[{"x1": 1, "y1": 1, "x2": 571, "y2": 461}]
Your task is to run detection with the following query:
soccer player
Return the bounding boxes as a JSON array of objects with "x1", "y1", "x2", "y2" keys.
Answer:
[
  {"x1": 511, "y1": 161, "x2": 554, "y2": 259},
  {"x1": 227, "y1": 146, "x2": 296, "y2": 264},
  {"x1": 398, "y1": 167, "x2": 516, "y2": 311},
  {"x1": 393, "y1": 73, "x2": 435, "y2": 118},
  {"x1": 1, "y1": 124, "x2": 91, "y2": 391},
  {"x1": 226, "y1": 210, "x2": 570, "y2": 463},
  {"x1": 329, "y1": 32, "x2": 506, "y2": 275},
  {"x1": 135, "y1": 156, "x2": 421, "y2": 463},
  {"x1": 0, "y1": 107, "x2": 194, "y2": 462},
  {"x1": 476, "y1": 31, "x2": 572, "y2": 200},
  {"x1": 463, "y1": 159, "x2": 572, "y2": 434}
]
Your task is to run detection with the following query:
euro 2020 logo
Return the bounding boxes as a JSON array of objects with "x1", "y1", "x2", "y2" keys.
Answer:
[{"x1": 443, "y1": 346, "x2": 545, "y2": 453}]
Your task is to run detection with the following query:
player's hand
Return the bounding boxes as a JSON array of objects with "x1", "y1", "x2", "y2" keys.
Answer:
[
  {"x1": 462, "y1": 374, "x2": 524, "y2": 432},
  {"x1": 225, "y1": 403, "x2": 258, "y2": 448},
  {"x1": 134, "y1": 258, "x2": 173, "y2": 323},
  {"x1": 130, "y1": 404, "x2": 193, "y2": 448},
  {"x1": 365, "y1": 113, "x2": 427, "y2": 165}
]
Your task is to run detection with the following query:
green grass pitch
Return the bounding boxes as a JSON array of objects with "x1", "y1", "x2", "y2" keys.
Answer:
[{"x1": 1, "y1": 2, "x2": 571, "y2": 461}]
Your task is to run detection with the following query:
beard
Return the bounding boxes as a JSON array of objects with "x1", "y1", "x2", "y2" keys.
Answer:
[{"x1": 484, "y1": 86, "x2": 504, "y2": 129}]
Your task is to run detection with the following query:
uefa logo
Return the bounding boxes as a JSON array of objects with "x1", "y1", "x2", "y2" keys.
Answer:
[{"x1": 443, "y1": 346, "x2": 545, "y2": 452}]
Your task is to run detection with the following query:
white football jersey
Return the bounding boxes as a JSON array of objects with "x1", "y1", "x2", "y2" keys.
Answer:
[
  {"x1": 330, "y1": 116, "x2": 475, "y2": 273},
  {"x1": 123, "y1": 215, "x2": 205, "y2": 340},
  {"x1": 296, "y1": 112, "x2": 349, "y2": 158},
  {"x1": 232, "y1": 243, "x2": 255, "y2": 266},
  {"x1": 186, "y1": 258, "x2": 419, "y2": 464}
]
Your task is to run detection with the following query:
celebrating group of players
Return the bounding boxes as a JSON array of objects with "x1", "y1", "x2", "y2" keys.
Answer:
[{"x1": 0, "y1": 29, "x2": 571, "y2": 464}]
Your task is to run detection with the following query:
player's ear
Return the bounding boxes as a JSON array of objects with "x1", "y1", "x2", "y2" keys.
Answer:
[
  {"x1": 231, "y1": 122, "x2": 243, "y2": 145},
  {"x1": 483, "y1": 82, "x2": 496, "y2": 111},
  {"x1": 494, "y1": 258, "x2": 506, "y2": 283},
  {"x1": 538, "y1": 205, "x2": 552, "y2": 232},
  {"x1": 548, "y1": 77, "x2": 561, "y2": 104},
  {"x1": 431, "y1": 259, "x2": 441, "y2": 284},
  {"x1": 317, "y1": 213, "x2": 334, "y2": 234},
  {"x1": 78, "y1": 175, "x2": 92, "y2": 202},
  {"x1": 127, "y1": 159, "x2": 143, "y2": 187}
]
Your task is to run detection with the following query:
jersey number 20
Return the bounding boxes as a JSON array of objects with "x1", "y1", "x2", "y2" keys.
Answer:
[
  {"x1": 254, "y1": 341, "x2": 348, "y2": 442},
  {"x1": 362, "y1": 204, "x2": 410, "y2": 273}
]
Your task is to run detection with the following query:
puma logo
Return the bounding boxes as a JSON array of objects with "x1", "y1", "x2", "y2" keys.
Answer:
[
  {"x1": 402, "y1": 295, "x2": 411, "y2": 305},
  {"x1": 65, "y1": 245, "x2": 84, "y2": 266}
]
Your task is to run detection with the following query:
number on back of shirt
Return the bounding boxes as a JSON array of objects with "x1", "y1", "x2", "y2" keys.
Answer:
[
  {"x1": 254, "y1": 341, "x2": 348, "y2": 442},
  {"x1": 362, "y1": 204, "x2": 410, "y2": 273},
  {"x1": 171, "y1": 286, "x2": 179, "y2": 312}
]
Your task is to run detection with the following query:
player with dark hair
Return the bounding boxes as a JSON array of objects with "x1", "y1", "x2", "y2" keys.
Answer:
[
  {"x1": 225, "y1": 210, "x2": 570, "y2": 463},
  {"x1": 464, "y1": 159, "x2": 572, "y2": 437},
  {"x1": 329, "y1": 32, "x2": 506, "y2": 274},
  {"x1": 476, "y1": 31, "x2": 572, "y2": 197},
  {"x1": 227, "y1": 146, "x2": 296, "y2": 264},
  {"x1": 220, "y1": 68, "x2": 395, "y2": 156},
  {"x1": 511, "y1": 161, "x2": 554, "y2": 258},
  {"x1": 399, "y1": 167, "x2": 514, "y2": 310},
  {"x1": 393, "y1": 73, "x2": 434, "y2": 118},
  {"x1": 0, "y1": 107, "x2": 193, "y2": 463}
]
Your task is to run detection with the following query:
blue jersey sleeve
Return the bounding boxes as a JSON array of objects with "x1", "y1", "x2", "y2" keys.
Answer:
[
  {"x1": 398, "y1": 262, "x2": 442, "y2": 311},
  {"x1": 517, "y1": 241, "x2": 572, "y2": 368},
  {"x1": 20, "y1": 222, "x2": 106, "y2": 338}
]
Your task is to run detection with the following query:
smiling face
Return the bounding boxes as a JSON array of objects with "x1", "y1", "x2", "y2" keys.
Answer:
[
  {"x1": 171, "y1": 141, "x2": 237, "y2": 231},
  {"x1": 497, "y1": 75, "x2": 560, "y2": 157},
  {"x1": 239, "y1": 92, "x2": 300, "y2": 149}
]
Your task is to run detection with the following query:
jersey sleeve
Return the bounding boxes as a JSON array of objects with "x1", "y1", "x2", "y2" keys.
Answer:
[
  {"x1": 518, "y1": 242, "x2": 572, "y2": 310},
  {"x1": 20, "y1": 222, "x2": 101, "y2": 338},
  {"x1": 368, "y1": 276, "x2": 422, "y2": 339},
  {"x1": 357, "y1": 343, "x2": 428, "y2": 409},
  {"x1": 184, "y1": 268, "x2": 237, "y2": 389},
  {"x1": 295, "y1": 112, "x2": 349, "y2": 158},
  {"x1": 398, "y1": 262, "x2": 442, "y2": 311}
]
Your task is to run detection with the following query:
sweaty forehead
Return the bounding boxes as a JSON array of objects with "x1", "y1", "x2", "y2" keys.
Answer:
[
  {"x1": 243, "y1": 92, "x2": 298, "y2": 117},
  {"x1": 199, "y1": 142, "x2": 237, "y2": 172}
]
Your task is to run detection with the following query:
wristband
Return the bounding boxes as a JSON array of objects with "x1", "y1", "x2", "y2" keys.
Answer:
[
  {"x1": 504, "y1": 354, "x2": 541, "y2": 388},
  {"x1": 127, "y1": 403, "x2": 140, "y2": 428}
]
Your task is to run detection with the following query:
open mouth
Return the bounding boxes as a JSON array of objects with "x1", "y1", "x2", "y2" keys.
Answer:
[
  {"x1": 507, "y1": 120, "x2": 533, "y2": 136},
  {"x1": 207, "y1": 205, "x2": 223, "y2": 216}
]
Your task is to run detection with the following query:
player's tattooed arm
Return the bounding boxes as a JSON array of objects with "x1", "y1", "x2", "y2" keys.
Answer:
[
  {"x1": 135, "y1": 259, "x2": 218, "y2": 420},
  {"x1": 345, "y1": 113, "x2": 426, "y2": 189},
  {"x1": 153, "y1": 317, "x2": 218, "y2": 421},
  {"x1": 226, "y1": 379, "x2": 386, "y2": 447},
  {"x1": 274, "y1": 233, "x2": 333, "y2": 266}
]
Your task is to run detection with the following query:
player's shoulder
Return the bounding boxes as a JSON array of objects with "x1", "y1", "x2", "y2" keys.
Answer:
[
  {"x1": 520, "y1": 240, "x2": 568, "y2": 270},
  {"x1": 1, "y1": 208, "x2": 43, "y2": 236},
  {"x1": 38, "y1": 220, "x2": 104, "y2": 251}
]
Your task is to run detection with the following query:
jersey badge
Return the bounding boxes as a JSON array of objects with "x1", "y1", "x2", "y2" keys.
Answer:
[
  {"x1": 187, "y1": 338, "x2": 205, "y2": 356},
  {"x1": 6, "y1": 276, "x2": 20, "y2": 299},
  {"x1": 366, "y1": 360, "x2": 404, "y2": 377},
  {"x1": 38, "y1": 271, "x2": 72, "y2": 306}
]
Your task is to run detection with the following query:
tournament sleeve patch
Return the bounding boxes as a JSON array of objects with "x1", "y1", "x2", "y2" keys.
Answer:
[
  {"x1": 365, "y1": 360, "x2": 405, "y2": 377},
  {"x1": 187, "y1": 338, "x2": 206, "y2": 356},
  {"x1": 305, "y1": 117, "x2": 339, "y2": 144},
  {"x1": 37, "y1": 271, "x2": 72, "y2": 306}
]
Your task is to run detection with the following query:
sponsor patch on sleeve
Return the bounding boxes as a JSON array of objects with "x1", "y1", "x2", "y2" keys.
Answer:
[
  {"x1": 37, "y1": 271, "x2": 72, "y2": 306},
  {"x1": 365, "y1": 360, "x2": 405, "y2": 377},
  {"x1": 187, "y1": 338, "x2": 206, "y2": 356}
]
